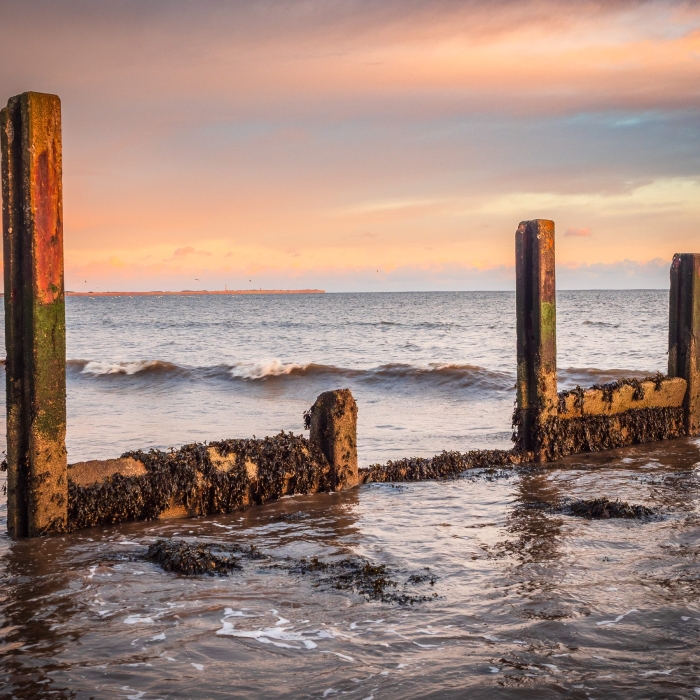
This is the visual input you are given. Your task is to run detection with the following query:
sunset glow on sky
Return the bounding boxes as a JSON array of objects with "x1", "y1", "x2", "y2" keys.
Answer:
[{"x1": 2, "y1": 0, "x2": 700, "y2": 291}]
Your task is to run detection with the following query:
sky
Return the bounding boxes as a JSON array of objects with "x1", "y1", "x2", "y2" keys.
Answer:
[{"x1": 2, "y1": 0, "x2": 700, "y2": 292}]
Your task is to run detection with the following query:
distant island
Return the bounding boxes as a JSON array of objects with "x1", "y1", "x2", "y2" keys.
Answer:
[{"x1": 64, "y1": 289, "x2": 325, "y2": 297}]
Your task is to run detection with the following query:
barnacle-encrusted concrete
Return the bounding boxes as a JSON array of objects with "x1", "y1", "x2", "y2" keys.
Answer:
[
  {"x1": 308, "y1": 389, "x2": 358, "y2": 491},
  {"x1": 514, "y1": 375, "x2": 688, "y2": 461},
  {"x1": 68, "y1": 433, "x2": 332, "y2": 531},
  {"x1": 557, "y1": 376, "x2": 686, "y2": 418},
  {"x1": 66, "y1": 389, "x2": 360, "y2": 531},
  {"x1": 521, "y1": 406, "x2": 686, "y2": 462}
]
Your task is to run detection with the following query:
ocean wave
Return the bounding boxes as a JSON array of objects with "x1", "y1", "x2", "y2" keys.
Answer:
[
  {"x1": 69, "y1": 359, "x2": 184, "y2": 376},
  {"x1": 66, "y1": 358, "x2": 514, "y2": 390},
  {"x1": 229, "y1": 360, "x2": 310, "y2": 380}
]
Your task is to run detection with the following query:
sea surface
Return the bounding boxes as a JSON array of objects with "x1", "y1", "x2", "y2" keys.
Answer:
[{"x1": 0, "y1": 290, "x2": 698, "y2": 698}]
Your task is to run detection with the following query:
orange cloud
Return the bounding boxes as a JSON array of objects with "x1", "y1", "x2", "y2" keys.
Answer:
[
  {"x1": 2, "y1": 1, "x2": 699, "y2": 290},
  {"x1": 173, "y1": 246, "x2": 197, "y2": 257},
  {"x1": 564, "y1": 227, "x2": 592, "y2": 237}
]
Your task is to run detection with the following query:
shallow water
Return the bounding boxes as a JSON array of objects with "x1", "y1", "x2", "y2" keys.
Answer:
[
  {"x1": 0, "y1": 289, "x2": 669, "y2": 464},
  {"x1": 0, "y1": 438, "x2": 698, "y2": 699},
  {"x1": 2, "y1": 289, "x2": 699, "y2": 698}
]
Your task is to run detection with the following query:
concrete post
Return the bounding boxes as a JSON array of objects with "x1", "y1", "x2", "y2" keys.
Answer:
[
  {"x1": 669, "y1": 253, "x2": 700, "y2": 436},
  {"x1": 515, "y1": 219, "x2": 557, "y2": 459},
  {"x1": 308, "y1": 389, "x2": 358, "y2": 491},
  {"x1": 1, "y1": 92, "x2": 67, "y2": 536}
]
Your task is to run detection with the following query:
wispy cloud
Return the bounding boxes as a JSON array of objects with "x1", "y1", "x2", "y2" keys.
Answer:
[
  {"x1": 565, "y1": 227, "x2": 592, "y2": 237},
  {"x1": 1, "y1": 1, "x2": 698, "y2": 290}
]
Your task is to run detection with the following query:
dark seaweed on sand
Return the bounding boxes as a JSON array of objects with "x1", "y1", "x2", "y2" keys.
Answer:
[
  {"x1": 147, "y1": 538, "x2": 266, "y2": 575},
  {"x1": 565, "y1": 497, "x2": 656, "y2": 519},
  {"x1": 362, "y1": 449, "x2": 530, "y2": 483},
  {"x1": 519, "y1": 497, "x2": 657, "y2": 520},
  {"x1": 287, "y1": 556, "x2": 438, "y2": 604},
  {"x1": 146, "y1": 538, "x2": 439, "y2": 604}
]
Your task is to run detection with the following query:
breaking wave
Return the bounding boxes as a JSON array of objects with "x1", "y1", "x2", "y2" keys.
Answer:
[
  {"x1": 66, "y1": 358, "x2": 515, "y2": 391},
  {"x1": 56, "y1": 360, "x2": 661, "y2": 392},
  {"x1": 72, "y1": 359, "x2": 184, "y2": 376}
]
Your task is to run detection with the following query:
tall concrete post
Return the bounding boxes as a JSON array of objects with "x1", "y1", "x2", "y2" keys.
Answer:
[
  {"x1": 515, "y1": 219, "x2": 557, "y2": 460},
  {"x1": 1, "y1": 92, "x2": 67, "y2": 536},
  {"x1": 669, "y1": 253, "x2": 700, "y2": 436},
  {"x1": 308, "y1": 389, "x2": 358, "y2": 491}
]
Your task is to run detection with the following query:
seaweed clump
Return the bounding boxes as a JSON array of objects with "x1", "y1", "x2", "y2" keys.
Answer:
[
  {"x1": 287, "y1": 557, "x2": 438, "y2": 604},
  {"x1": 565, "y1": 498, "x2": 656, "y2": 520},
  {"x1": 68, "y1": 432, "x2": 331, "y2": 531},
  {"x1": 362, "y1": 448, "x2": 531, "y2": 483},
  {"x1": 147, "y1": 539, "x2": 245, "y2": 575},
  {"x1": 557, "y1": 373, "x2": 667, "y2": 410},
  {"x1": 146, "y1": 539, "x2": 438, "y2": 604},
  {"x1": 514, "y1": 406, "x2": 685, "y2": 462}
]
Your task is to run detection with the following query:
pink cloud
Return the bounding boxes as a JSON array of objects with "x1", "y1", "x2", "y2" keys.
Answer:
[
  {"x1": 174, "y1": 246, "x2": 197, "y2": 257},
  {"x1": 173, "y1": 247, "x2": 211, "y2": 257},
  {"x1": 564, "y1": 227, "x2": 592, "y2": 238}
]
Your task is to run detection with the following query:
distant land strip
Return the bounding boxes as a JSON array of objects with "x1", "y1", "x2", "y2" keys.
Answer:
[{"x1": 62, "y1": 289, "x2": 325, "y2": 297}]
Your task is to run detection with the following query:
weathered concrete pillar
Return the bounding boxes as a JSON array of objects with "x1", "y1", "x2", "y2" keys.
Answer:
[
  {"x1": 308, "y1": 389, "x2": 358, "y2": 491},
  {"x1": 515, "y1": 219, "x2": 557, "y2": 460},
  {"x1": 1, "y1": 92, "x2": 67, "y2": 536},
  {"x1": 669, "y1": 253, "x2": 700, "y2": 436}
]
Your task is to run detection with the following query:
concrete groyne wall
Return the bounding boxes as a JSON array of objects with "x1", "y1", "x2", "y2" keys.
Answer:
[
  {"x1": 512, "y1": 219, "x2": 699, "y2": 462},
  {"x1": 2, "y1": 92, "x2": 699, "y2": 537}
]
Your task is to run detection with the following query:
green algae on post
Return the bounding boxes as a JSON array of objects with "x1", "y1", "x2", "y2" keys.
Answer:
[{"x1": 2, "y1": 92, "x2": 67, "y2": 537}]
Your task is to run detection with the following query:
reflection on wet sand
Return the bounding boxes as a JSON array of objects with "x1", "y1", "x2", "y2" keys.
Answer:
[{"x1": 0, "y1": 536, "x2": 78, "y2": 698}]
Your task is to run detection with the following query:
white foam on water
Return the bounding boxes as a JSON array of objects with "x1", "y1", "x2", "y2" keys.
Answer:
[
  {"x1": 230, "y1": 360, "x2": 308, "y2": 380},
  {"x1": 596, "y1": 609, "x2": 638, "y2": 626},
  {"x1": 217, "y1": 609, "x2": 333, "y2": 650},
  {"x1": 82, "y1": 360, "x2": 169, "y2": 376},
  {"x1": 640, "y1": 668, "x2": 676, "y2": 676},
  {"x1": 124, "y1": 615, "x2": 154, "y2": 625},
  {"x1": 120, "y1": 688, "x2": 146, "y2": 700},
  {"x1": 321, "y1": 651, "x2": 355, "y2": 662},
  {"x1": 191, "y1": 663, "x2": 204, "y2": 671},
  {"x1": 222, "y1": 607, "x2": 256, "y2": 618}
]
